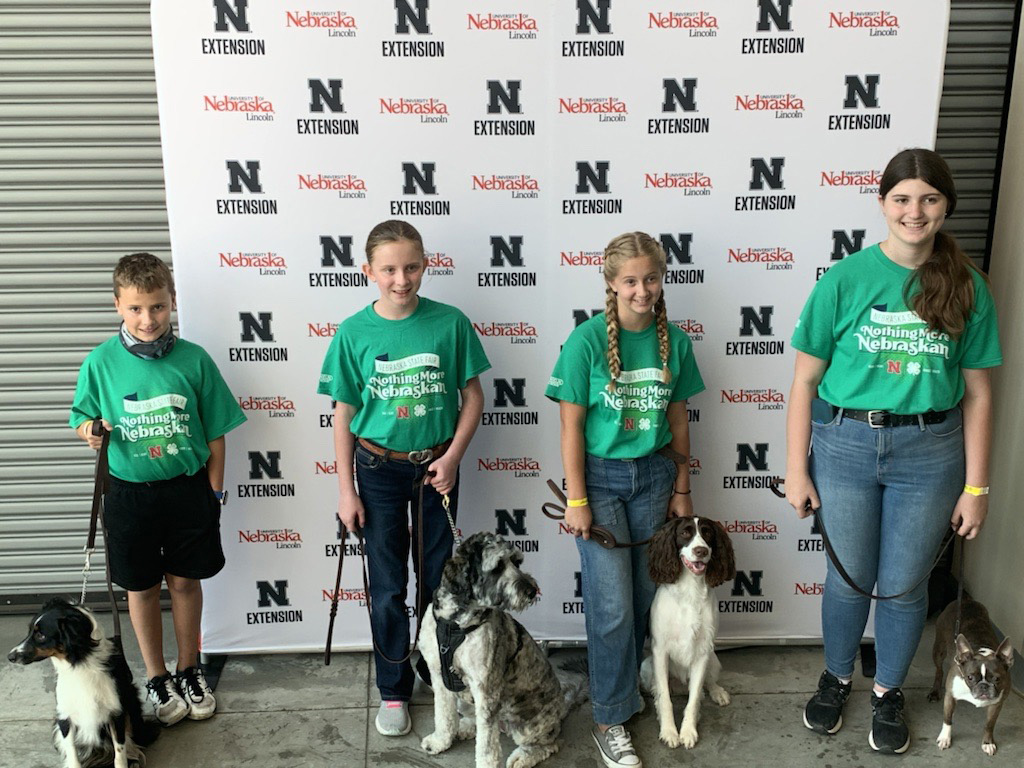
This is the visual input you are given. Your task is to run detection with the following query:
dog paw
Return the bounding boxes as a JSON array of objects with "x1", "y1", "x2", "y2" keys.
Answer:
[
  {"x1": 927, "y1": 689, "x2": 941, "y2": 702},
  {"x1": 421, "y1": 733, "x2": 453, "y2": 754},
  {"x1": 710, "y1": 686, "x2": 730, "y2": 707},
  {"x1": 936, "y1": 735, "x2": 951, "y2": 750},
  {"x1": 659, "y1": 728, "x2": 680, "y2": 749},
  {"x1": 679, "y1": 723, "x2": 699, "y2": 749},
  {"x1": 982, "y1": 742, "x2": 997, "y2": 756},
  {"x1": 457, "y1": 718, "x2": 476, "y2": 740}
]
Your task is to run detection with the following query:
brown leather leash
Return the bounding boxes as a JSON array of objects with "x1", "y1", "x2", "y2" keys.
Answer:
[
  {"x1": 81, "y1": 421, "x2": 123, "y2": 644},
  {"x1": 542, "y1": 479, "x2": 647, "y2": 549},
  {"x1": 325, "y1": 468, "x2": 456, "y2": 666}
]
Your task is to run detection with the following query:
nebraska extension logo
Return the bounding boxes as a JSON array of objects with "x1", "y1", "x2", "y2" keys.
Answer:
[
  {"x1": 828, "y1": 9, "x2": 899, "y2": 37},
  {"x1": 219, "y1": 251, "x2": 286, "y2": 276},
  {"x1": 297, "y1": 173, "x2": 367, "y2": 199},
  {"x1": 237, "y1": 395, "x2": 296, "y2": 419},
  {"x1": 477, "y1": 456, "x2": 541, "y2": 478},
  {"x1": 645, "y1": 171, "x2": 712, "y2": 197},
  {"x1": 819, "y1": 168, "x2": 882, "y2": 195},
  {"x1": 727, "y1": 246, "x2": 794, "y2": 271},
  {"x1": 425, "y1": 249, "x2": 454, "y2": 276},
  {"x1": 720, "y1": 388, "x2": 785, "y2": 411},
  {"x1": 734, "y1": 92, "x2": 804, "y2": 120},
  {"x1": 473, "y1": 320, "x2": 538, "y2": 345},
  {"x1": 467, "y1": 11, "x2": 538, "y2": 39},
  {"x1": 284, "y1": 9, "x2": 358, "y2": 37},
  {"x1": 671, "y1": 318, "x2": 704, "y2": 343},
  {"x1": 379, "y1": 96, "x2": 450, "y2": 123},
  {"x1": 472, "y1": 174, "x2": 540, "y2": 199},
  {"x1": 238, "y1": 528, "x2": 302, "y2": 549},
  {"x1": 647, "y1": 9, "x2": 718, "y2": 37},
  {"x1": 558, "y1": 96, "x2": 628, "y2": 123},
  {"x1": 203, "y1": 94, "x2": 275, "y2": 123}
]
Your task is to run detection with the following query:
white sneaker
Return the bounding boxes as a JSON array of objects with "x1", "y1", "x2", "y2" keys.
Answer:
[
  {"x1": 175, "y1": 666, "x2": 217, "y2": 720},
  {"x1": 592, "y1": 724, "x2": 642, "y2": 767},
  {"x1": 375, "y1": 701, "x2": 411, "y2": 736},
  {"x1": 146, "y1": 673, "x2": 189, "y2": 725}
]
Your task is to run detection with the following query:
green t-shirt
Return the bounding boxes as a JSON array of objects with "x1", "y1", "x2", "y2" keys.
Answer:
[
  {"x1": 545, "y1": 313, "x2": 704, "y2": 459},
  {"x1": 792, "y1": 243, "x2": 1002, "y2": 413},
  {"x1": 318, "y1": 297, "x2": 491, "y2": 452},
  {"x1": 69, "y1": 337, "x2": 247, "y2": 482}
]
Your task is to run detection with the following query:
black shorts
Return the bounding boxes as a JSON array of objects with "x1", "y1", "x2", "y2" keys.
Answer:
[{"x1": 102, "y1": 469, "x2": 225, "y2": 591}]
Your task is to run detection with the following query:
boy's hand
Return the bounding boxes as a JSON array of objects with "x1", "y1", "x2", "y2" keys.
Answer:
[
  {"x1": 338, "y1": 490, "x2": 365, "y2": 531},
  {"x1": 76, "y1": 419, "x2": 113, "y2": 450},
  {"x1": 427, "y1": 453, "x2": 459, "y2": 496}
]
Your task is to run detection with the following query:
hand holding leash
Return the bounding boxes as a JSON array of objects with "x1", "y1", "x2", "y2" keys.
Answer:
[
  {"x1": 772, "y1": 474, "x2": 819, "y2": 518},
  {"x1": 337, "y1": 489, "x2": 365, "y2": 530},
  {"x1": 950, "y1": 491, "x2": 987, "y2": 540},
  {"x1": 78, "y1": 418, "x2": 113, "y2": 450}
]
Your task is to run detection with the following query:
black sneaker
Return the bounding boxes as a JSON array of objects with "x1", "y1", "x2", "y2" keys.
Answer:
[
  {"x1": 803, "y1": 670, "x2": 852, "y2": 734},
  {"x1": 869, "y1": 688, "x2": 910, "y2": 754}
]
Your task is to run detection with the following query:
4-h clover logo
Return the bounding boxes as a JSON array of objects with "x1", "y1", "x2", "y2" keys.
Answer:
[
  {"x1": 907, "y1": 361, "x2": 922, "y2": 376},
  {"x1": 414, "y1": 404, "x2": 427, "y2": 417},
  {"x1": 165, "y1": 443, "x2": 179, "y2": 456},
  {"x1": 638, "y1": 417, "x2": 652, "y2": 431}
]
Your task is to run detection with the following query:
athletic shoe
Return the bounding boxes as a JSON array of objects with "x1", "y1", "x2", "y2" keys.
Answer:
[
  {"x1": 869, "y1": 688, "x2": 911, "y2": 754},
  {"x1": 176, "y1": 666, "x2": 217, "y2": 720},
  {"x1": 375, "y1": 700, "x2": 412, "y2": 736},
  {"x1": 803, "y1": 670, "x2": 852, "y2": 734},
  {"x1": 592, "y1": 724, "x2": 642, "y2": 768},
  {"x1": 146, "y1": 672, "x2": 189, "y2": 725}
]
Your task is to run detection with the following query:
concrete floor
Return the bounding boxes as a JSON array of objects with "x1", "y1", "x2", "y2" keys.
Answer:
[{"x1": 2, "y1": 611, "x2": 1021, "y2": 768}]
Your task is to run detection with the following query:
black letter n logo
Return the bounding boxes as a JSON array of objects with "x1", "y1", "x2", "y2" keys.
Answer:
[
  {"x1": 227, "y1": 161, "x2": 262, "y2": 193},
  {"x1": 490, "y1": 236, "x2": 524, "y2": 267},
  {"x1": 662, "y1": 79, "x2": 697, "y2": 113},
  {"x1": 214, "y1": 0, "x2": 249, "y2": 32},
  {"x1": 493, "y1": 378, "x2": 526, "y2": 408},
  {"x1": 660, "y1": 233, "x2": 693, "y2": 265},
  {"x1": 576, "y1": 0, "x2": 611, "y2": 34},
  {"x1": 256, "y1": 580, "x2": 289, "y2": 607},
  {"x1": 309, "y1": 79, "x2": 344, "y2": 113},
  {"x1": 576, "y1": 161, "x2": 610, "y2": 194},
  {"x1": 739, "y1": 306, "x2": 773, "y2": 337},
  {"x1": 843, "y1": 74, "x2": 880, "y2": 109},
  {"x1": 731, "y1": 570, "x2": 764, "y2": 597},
  {"x1": 831, "y1": 229, "x2": 865, "y2": 262},
  {"x1": 402, "y1": 162, "x2": 436, "y2": 194},
  {"x1": 395, "y1": 0, "x2": 429, "y2": 34},
  {"x1": 495, "y1": 509, "x2": 527, "y2": 536},
  {"x1": 239, "y1": 311, "x2": 274, "y2": 342},
  {"x1": 320, "y1": 236, "x2": 354, "y2": 267},
  {"x1": 248, "y1": 451, "x2": 282, "y2": 480},
  {"x1": 749, "y1": 157, "x2": 784, "y2": 191},
  {"x1": 735, "y1": 443, "x2": 769, "y2": 472},
  {"x1": 756, "y1": 0, "x2": 792, "y2": 31},
  {"x1": 487, "y1": 80, "x2": 522, "y2": 115}
]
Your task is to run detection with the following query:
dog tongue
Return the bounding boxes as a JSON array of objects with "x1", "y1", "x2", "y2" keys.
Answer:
[{"x1": 684, "y1": 558, "x2": 707, "y2": 574}]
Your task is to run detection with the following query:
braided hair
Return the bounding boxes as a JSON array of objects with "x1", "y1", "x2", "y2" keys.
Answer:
[{"x1": 602, "y1": 232, "x2": 671, "y2": 392}]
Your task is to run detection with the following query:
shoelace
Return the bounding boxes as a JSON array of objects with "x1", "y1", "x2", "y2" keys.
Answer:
[
  {"x1": 147, "y1": 676, "x2": 173, "y2": 704},
  {"x1": 178, "y1": 669, "x2": 206, "y2": 701},
  {"x1": 605, "y1": 725, "x2": 636, "y2": 757},
  {"x1": 873, "y1": 690, "x2": 905, "y2": 724}
]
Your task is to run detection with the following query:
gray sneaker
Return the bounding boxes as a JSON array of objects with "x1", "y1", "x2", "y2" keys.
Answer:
[
  {"x1": 146, "y1": 672, "x2": 189, "y2": 725},
  {"x1": 375, "y1": 700, "x2": 411, "y2": 736},
  {"x1": 176, "y1": 666, "x2": 216, "y2": 720},
  {"x1": 592, "y1": 724, "x2": 642, "y2": 768}
]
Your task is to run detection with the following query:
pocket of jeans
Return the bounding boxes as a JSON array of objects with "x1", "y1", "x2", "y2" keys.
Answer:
[
  {"x1": 810, "y1": 398, "x2": 841, "y2": 427},
  {"x1": 588, "y1": 495, "x2": 619, "y2": 527},
  {"x1": 924, "y1": 409, "x2": 963, "y2": 438},
  {"x1": 354, "y1": 444, "x2": 381, "y2": 470}
]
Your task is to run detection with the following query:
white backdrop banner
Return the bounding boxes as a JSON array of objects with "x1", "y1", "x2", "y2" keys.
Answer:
[{"x1": 151, "y1": 0, "x2": 950, "y2": 653}]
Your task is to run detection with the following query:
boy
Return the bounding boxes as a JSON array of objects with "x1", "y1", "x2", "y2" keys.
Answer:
[{"x1": 70, "y1": 253, "x2": 245, "y2": 725}]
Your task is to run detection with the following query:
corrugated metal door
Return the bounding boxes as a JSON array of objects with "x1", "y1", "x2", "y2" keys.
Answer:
[{"x1": 0, "y1": 1, "x2": 1018, "y2": 607}]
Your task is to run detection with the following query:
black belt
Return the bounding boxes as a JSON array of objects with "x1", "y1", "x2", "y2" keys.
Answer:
[{"x1": 829, "y1": 405, "x2": 952, "y2": 429}]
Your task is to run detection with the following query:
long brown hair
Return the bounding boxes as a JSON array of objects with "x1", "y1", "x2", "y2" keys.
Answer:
[
  {"x1": 880, "y1": 148, "x2": 982, "y2": 338},
  {"x1": 602, "y1": 232, "x2": 671, "y2": 392}
]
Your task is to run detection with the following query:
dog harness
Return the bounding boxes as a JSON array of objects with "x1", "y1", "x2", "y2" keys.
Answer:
[{"x1": 435, "y1": 615, "x2": 481, "y2": 692}]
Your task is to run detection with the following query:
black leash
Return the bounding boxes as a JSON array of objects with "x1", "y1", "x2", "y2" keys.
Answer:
[{"x1": 81, "y1": 421, "x2": 123, "y2": 645}]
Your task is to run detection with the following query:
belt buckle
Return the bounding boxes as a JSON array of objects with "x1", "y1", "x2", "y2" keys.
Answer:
[
  {"x1": 867, "y1": 410, "x2": 887, "y2": 428},
  {"x1": 407, "y1": 448, "x2": 433, "y2": 465}
]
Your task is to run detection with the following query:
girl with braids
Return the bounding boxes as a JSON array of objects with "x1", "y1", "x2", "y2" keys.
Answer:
[
  {"x1": 786, "y1": 148, "x2": 1001, "y2": 754},
  {"x1": 546, "y1": 231, "x2": 704, "y2": 768}
]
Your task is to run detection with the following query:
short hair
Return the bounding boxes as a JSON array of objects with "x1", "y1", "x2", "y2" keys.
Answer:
[
  {"x1": 364, "y1": 220, "x2": 425, "y2": 263},
  {"x1": 112, "y1": 252, "x2": 175, "y2": 296}
]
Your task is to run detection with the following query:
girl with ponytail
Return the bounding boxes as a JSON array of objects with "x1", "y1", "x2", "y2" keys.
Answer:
[
  {"x1": 546, "y1": 231, "x2": 704, "y2": 767},
  {"x1": 785, "y1": 149, "x2": 1002, "y2": 754}
]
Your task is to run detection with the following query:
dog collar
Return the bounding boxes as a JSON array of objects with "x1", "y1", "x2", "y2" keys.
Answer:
[{"x1": 435, "y1": 615, "x2": 481, "y2": 693}]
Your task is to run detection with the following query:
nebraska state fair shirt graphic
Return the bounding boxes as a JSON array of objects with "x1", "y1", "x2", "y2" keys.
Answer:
[
  {"x1": 601, "y1": 367, "x2": 671, "y2": 430},
  {"x1": 855, "y1": 305, "x2": 951, "y2": 375},
  {"x1": 117, "y1": 391, "x2": 195, "y2": 459},
  {"x1": 368, "y1": 352, "x2": 447, "y2": 419}
]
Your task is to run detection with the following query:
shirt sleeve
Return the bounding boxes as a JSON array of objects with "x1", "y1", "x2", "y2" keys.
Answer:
[
  {"x1": 197, "y1": 350, "x2": 247, "y2": 441},
  {"x1": 960, "y1": 276, "x2": 1002, "y2": 369},
  {"x1": 791, "y1": 275, "x2": 838, "y2": 361},
  {"x1": 545, "y1": 326, "x2": 592, "y2": 406},
  {"x1": 317, "y1": 326, "x2": 362, "y2": 406},
  {"x1": 69, "y1": 354, "x2": 100, "y2": 429},
  {"x1": 456, "y1": 312, "x2": 492, "y2": 388},
  {"x1": 671, "y1": 331, "x2": 705, "y2": 401}
]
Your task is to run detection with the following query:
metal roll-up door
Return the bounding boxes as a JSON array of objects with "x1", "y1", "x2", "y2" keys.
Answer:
[{"x1": 0, "y1": 1, "x2": 1018, "y2": 609}]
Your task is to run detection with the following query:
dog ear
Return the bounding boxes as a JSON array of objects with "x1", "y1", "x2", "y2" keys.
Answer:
[
  {"x1": 996, "y1": 637, "x2": 1014, "y2": 668},
  {"x1": 647, "y1": 519, "x2": 683, "y2": 584},
  {"x1": 954, "y1": 633, "x2": 974, "y2": 665},
  {"x1": 441, "y1": 554, "x2": 474, "y2": 602},
  {"x1": 58, "y1": 609, "x2": 98, "y2": 665},
  {"x1": 704, "y1": 520, "x2": 736, "y2": 589}
]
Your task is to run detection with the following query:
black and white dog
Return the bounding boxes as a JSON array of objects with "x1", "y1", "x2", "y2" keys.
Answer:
[
  {"x1": 420, "y1": 532, "x2": 587, "y2": 768},
  {"x1": 8, "y1": 598, "x2": 158, "y2": 768},
  {"x1": 642, "y1": 517, "x2": 736, "y2": 749}
]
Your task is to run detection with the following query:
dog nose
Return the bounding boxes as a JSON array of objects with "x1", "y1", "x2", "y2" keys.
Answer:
[
  {"x1": 524, "y1": 583, "x2": 538, "y2": 601},
  {"x1": 7, "y1": 647, "x2": 24, "y2": 663},
  {"x1": 692, "y1": 547, "x2": 709, "y2": 560}
]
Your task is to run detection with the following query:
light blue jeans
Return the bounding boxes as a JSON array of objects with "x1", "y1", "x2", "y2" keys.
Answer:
[
  {"x1": 809, "y1": 406, "x2": 964, "y2": 689},
  {"x1": 578, "y1": 452, "x2": 676, "y2": 725}
]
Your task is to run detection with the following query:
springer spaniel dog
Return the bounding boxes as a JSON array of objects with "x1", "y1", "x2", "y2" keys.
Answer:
[{"x1": 641, "y1": 516, "x2": 736, "y2": 749}]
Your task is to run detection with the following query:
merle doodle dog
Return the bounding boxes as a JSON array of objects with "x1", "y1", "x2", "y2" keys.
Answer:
[{"x1": 420, "y1": 532, "x2": 587, "y2": 768}]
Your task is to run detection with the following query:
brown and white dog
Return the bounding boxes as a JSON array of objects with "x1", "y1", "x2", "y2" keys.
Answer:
[{"x1": 642, "y1": 517, "x2": 736, "y2": 749}]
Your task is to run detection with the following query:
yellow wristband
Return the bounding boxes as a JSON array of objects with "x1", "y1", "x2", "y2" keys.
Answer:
[
  {"x1": 566, "y1": 497, "x2": 589, "y2": 508},
  {"x1": 963, "y1": 484, "x2": 989, "y2": 496},
  {"x1": 80, "y1": 420, "x2": 93, "y2": 437}
]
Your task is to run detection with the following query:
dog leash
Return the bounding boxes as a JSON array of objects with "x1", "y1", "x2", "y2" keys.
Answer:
[
  {"x1": 325, "y1": 467, "x2": 457, "y2": 665},
  {"x1": 769, "y1": 478, "x2": 955, "y2": 601},
  {"x1": 542, "y1": 479, "x2": 648, "y2": 549},
  {"x1": 81, "y1": 421, "x2": 123, "y2": 643}
]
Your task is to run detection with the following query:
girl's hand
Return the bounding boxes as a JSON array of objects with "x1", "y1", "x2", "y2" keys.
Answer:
[
  {"x1": 77, "y1": 419, "x2": 113, "y2": 450},
  {"x1": 338, "y1": 490, "x2": 365, "y2": 531},
  {"x1": 668, "y1": 492, "x2": 693, "y2": 519},
  {"x1": 565, "y1": 505, "x2": 593, "y2": 540},
  {"x1": 427, "y1": 453, "x2": 458, "y2": 496},
  {"x1": 785, "y1": 472, "x2": 820, "y2": 519},
  {"x1": 950, "y1": 492, "x2": 987, "y2": 539}
]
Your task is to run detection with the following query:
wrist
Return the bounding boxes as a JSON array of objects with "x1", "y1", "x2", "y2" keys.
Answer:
[
  {"x1": 963, "y1": 484, "x2": 989, "y2": 496},
  {"x1": 673, "y1": 488, "x2": 691, "y2": 495}
]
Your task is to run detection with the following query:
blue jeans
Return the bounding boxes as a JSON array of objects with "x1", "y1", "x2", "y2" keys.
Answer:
[
  {"x1": 578, "y1": 451, "x2": 676, "y2": 725},
  {"x1": 809, "y1": 406, "x2": 964, "y2": 689},
  {"x1": 355, "y1": 443, "x2": 458, "y2": 701}
]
